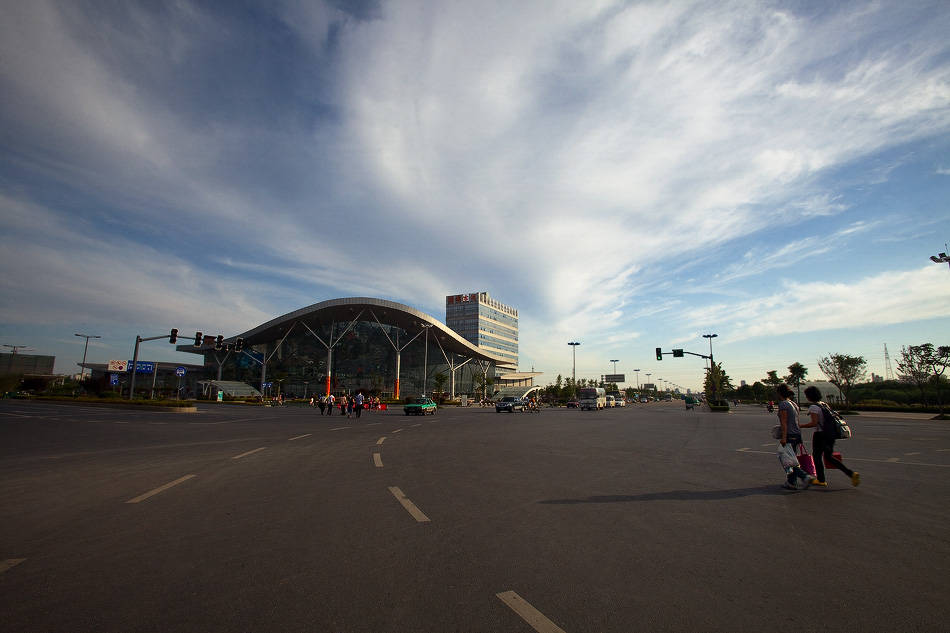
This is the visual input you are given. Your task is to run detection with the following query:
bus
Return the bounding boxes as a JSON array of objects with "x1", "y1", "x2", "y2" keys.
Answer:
[{"x1": 578, "y1": 387, "x2": 606, "y2": 410}]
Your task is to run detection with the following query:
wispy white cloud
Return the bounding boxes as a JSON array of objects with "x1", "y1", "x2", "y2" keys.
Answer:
[{"x1": 684, "y1": 265, "x2": 950, "y2": 342}]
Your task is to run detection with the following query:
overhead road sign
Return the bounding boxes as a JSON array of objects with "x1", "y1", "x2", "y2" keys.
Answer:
[{"x1": 604, "y1": 374, "x2": 625, "y2": 382}]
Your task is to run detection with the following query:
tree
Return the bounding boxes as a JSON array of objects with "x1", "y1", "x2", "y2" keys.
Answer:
[
  {"x1": 704, "y1": 362, "x2": 733, "y2": 404},
  {"x1": 763, "y1": 370, "x2": 783, "y2": 390},
  {"x1": 785, "y1": 362, "x2": 808, "y2": 402},
  {"x1": 898, "y1": 345, "x2": 934, "y2": 405},
  {"x1": 817, "y1": 354, "x2": 867, "y2": 408},
  {"x1": 899, "y1": 344, "x2": 950, "y2": 414},
  {"x1": 432, "y1": 373, "x2": 447, "y2": 396}
]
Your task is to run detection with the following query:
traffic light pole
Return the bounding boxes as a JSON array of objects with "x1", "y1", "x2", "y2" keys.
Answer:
[{"x1": 129, "y1": 333, "x2": 176, "y2": 400}]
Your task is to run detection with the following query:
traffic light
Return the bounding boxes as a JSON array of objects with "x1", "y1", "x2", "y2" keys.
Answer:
[
  {"x1": 169, "y1": 328, "x2": 178, "y2": 344},
  {"x1": 673, "y1": 349, "x2": 684, "y2": 358},
  {"x1": 656, "y1": 347, "x2": 663, "y2": 361},
  {"x1": 235, "y1": 338, "x2": 244, "y2": 352},
  {"x1": 194, "y1": 331, "x2": 203, "y2": 347},
  {"x1": 214, "y1": 335, "x2": 224, "y2": 351}
]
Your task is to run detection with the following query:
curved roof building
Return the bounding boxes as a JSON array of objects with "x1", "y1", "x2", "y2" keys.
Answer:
[{"x1": 183, "y1": 298, "x2": 505, "y2": 400}]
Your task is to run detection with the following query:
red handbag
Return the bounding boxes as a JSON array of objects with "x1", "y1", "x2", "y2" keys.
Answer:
[
  {"x1": 797, "y1": 444, "x2": 816, "y2": 478},
  {"x1": 823, "y1": 451, "x2": 843, "y2": 468}
]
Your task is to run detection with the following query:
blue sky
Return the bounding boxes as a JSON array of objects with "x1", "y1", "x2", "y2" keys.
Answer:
[{"x1": 1, "y1": 0, "x2": 948, "y2": 392}]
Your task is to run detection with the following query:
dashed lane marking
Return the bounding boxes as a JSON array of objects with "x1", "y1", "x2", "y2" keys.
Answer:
[
  {"x1": 374, "y1": 453, "x2": 383, "y2": 468},
  {"x1": 376, "y1": 437, "x2": 386, "y2": 445},
  {"x1": 412, "y1": 423, "x2": 422, "y2": 427},
  {"x1": 905, "y1": 452, "x2": 921, "y2": 456},
  {"x1": 496, "y1": 591, "x2": 568, "y2": 633},
  {"x1": 288, "y1": 433, "x2": 312, "y2": 441},
  {"x1": 392, "y1": 428, "x2": 404, "y2": 434},
  {"x1": 737, "y1": 447, "x2": 751, "y2": 451},
  {"x1": 232, "y1": 447, "x2": 268, "y2": 460},
  {"x1": 1, "y1": 558, "x2": 27, "y2": 574},
  {"x1": 126, "y1": 475, "x2": 196, "y2": 504},
  {"x1": 887, "y1": 457, "x2": 900, "y2": 462},
  {"x1": 330, "y1": 427, "x2": 348, "y2": 431},
  {"x1": 388, "y1": 486, "x2": 430, "y2": 523},
  {"x1": 367, "y1": 422, "x2": 382, "y2": 426}
]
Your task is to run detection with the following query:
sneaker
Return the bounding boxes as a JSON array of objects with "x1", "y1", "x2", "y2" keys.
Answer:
[
  {"x1": 796, "y1": 476, "x2": 812, "y2": 490},
  {"x1": 812, "y1": 480, "x2": 828, "y2": 487},
  {"x1": 782, "y1": 482, "x2": 798, "y2": 490},
  {"x1": 851, "y1": 472, "x2": 861, "y2": 487}
]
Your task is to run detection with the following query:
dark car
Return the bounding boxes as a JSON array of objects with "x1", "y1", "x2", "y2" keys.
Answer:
[
  {"x1": 403, "y1": 396, "x2": 437, "y2": 416},
  {"x1": 495, "y1": 396, "x2": 526, "y2": 413}
]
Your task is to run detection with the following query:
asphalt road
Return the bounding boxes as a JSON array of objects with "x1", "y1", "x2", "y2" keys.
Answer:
[{"x1": 1, "y1": 400, "x2": 948, "y2": 632}]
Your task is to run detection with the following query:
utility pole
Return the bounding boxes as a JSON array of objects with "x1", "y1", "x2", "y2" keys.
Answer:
[{"x1": 75, "y1": 333, "x2": 101, "y2": 381}]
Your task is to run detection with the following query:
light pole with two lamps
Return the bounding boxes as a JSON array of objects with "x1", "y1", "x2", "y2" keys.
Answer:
[{"x1": 75, "y1": 333, "x2": 100, "y2": 381}]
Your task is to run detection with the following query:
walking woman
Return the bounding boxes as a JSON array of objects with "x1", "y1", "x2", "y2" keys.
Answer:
[
  {"x1": 339, "y1": 394, "x2": 348, "y2": 417},
  {"x1": 800, "y1": 386, "x2": 860, "y2": 487},
  {"x1": 776, "y1": 383, "x2": 813, "y2": 490}
]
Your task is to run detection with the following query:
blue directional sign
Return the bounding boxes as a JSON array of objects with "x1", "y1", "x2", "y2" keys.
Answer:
[
  {"x1": 126, "y1": 361, "x2": 155, "y2": 374},
  {"x1": 175, "y1": 366, "x2": 186, "y2": 377},
  {"x1": 110, "y1": 374, "x2": 119, "y2": 386}
]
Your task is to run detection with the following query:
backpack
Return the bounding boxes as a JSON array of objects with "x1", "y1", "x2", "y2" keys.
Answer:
[{"x1": 819, "y1": 402, "x2": 852, "y2": 439}]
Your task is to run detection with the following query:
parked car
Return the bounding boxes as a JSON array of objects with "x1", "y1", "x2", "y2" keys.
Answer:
[
  {"x1": 496, "y1": 396, "x2": 526, "y2": 413},
  {"x1": 566, "y1": 400, "x2": 579, "y2": 408},
  {"x1": 403, "y1": 396, "x2": 437, "y2": 415},
  {"x1": 640, "y1": 397, "x2": 649, "y2": 403}
]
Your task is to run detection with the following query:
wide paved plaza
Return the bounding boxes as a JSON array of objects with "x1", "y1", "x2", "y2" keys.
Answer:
[{"x1": 2, "y1": 400, "x2": 949, "y2": 632}]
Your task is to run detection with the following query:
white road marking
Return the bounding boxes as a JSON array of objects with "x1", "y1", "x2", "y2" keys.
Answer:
[
  {"x1": 288, "y1": 433, "x2": 312, "y2": 441},
  {"x1": 232, "y1": 447, "x2": 267, "y2": 460},
  {"x1": 392, "y1": 428, "x2": 404, "y2": 434},
  {"x1": 0, "y1": 412, "x2": 30, "y2": 418},
  {"x1": 496, "y1": 591, "x2": 567, "y2": 633},
  {"x1": 376, "y1": 437, "x2": 386, "y2": 445},
  {"x1": 374, "y1": 453, "x2": 383, "y2": 468},
  {"x1": 126, "y1": 475, "x2": 196, "y2": 504},
  {"x1": 736, "y1": 449, "x2": 950, "y2": 468},
  {"x1": 760, "y1": 443, "x2": 774, "y2": 447},
  {"x1": 412, "y1": 423, "x2": 422, "y2": 427},
  {"x1": 904, "y1": 452, "x2": 921, "y2": 456},
  {"x1": 1, "y1": 558, "x2": 27, "y2": 574},
  {"x1": 367, "y1": 422, "x2": 382, "y2": 426},
  {"x1": 388, "y1": 486, "x2": 430, "y2": 522},
  {"x1": 938, "y1": 449, "x2": 950, "y2": 452},
  {"x1": 330, "y1": 426, "x2": 348, "y2": 431}
]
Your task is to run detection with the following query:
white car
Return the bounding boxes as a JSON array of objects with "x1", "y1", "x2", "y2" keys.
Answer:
[{"x1": 606, "y1": 395, "x2": 615, "y2": 407}]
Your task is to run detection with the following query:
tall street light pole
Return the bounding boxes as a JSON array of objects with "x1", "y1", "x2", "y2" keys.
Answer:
[
  {"x1": 702, "y1": 333, "x2": 718, "y2": 366},
  {"x1": 609, "y1": 359, "x2": 619, "y2": 378},
  {"x1": 74, "y1": 333, "x2": 100, "y2": 381},
  {"x1": 633, "y1": 368, "x2": 640, "y2": 389},
  {"x1": 930, "y1": 249, "x2": 950, "y2": 270},
  {"x1": 568, "y1": 341, "x2": 580, "y2": 385}
]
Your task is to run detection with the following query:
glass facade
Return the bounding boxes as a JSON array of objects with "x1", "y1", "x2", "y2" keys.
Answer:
[
  {"x1": 201, "y1": 317, "x2": 495, "y2": 399},
  {"x1": 445, "y1": 292, "x2": 518, "y2": 370}
]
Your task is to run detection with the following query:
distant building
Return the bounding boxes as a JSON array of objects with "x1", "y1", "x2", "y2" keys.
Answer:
[
  {"x1": 871, "y1": 373, "x2": 885, "y2": 383},
  {"x1": 445, "y1": 292, "x2": 518, "y2": 372},
  {"x1": 0, "y1": 353, "x2": 55, "y2": 376}
]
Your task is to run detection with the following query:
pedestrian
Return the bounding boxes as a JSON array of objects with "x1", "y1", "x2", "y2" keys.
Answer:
[
  {"x1": 339, "y1": 394, "x2": 348, "y2": 417},
  {"x1": 354, "y1": 391, "x2": 364, "y2": 418},
  {"x1": 326, "y1": 393, "x2": 335, "y2": 415},
  {"x1": 776, "y1": 383, "x2": 813, "y2": 490},
  {"x1": 318, "y1": 395, "x2": 326, "y2": 415},
  {"x1": 800, "y1": 386, "x2": 860, "y2": 487}
]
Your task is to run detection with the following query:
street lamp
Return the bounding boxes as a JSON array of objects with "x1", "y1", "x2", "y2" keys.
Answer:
[
  {"x1": 702, "y1": 334, "x2": 717, "y2": 365},
  {"x1": 74, "y1": 333, "x2": 100, "y2": 381},
  {"x1": 633, "y1": 368, "x2": 640, "y2": 389},
  {"x1": 931, "y1": 250, "x2": 950, "y2": 269},
  {"x1": 609, "y1": 359, "x2": 619, "y2": 378},
  {"x1": 568, "y1": 342, "x2": 580, "y2": 383}
]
